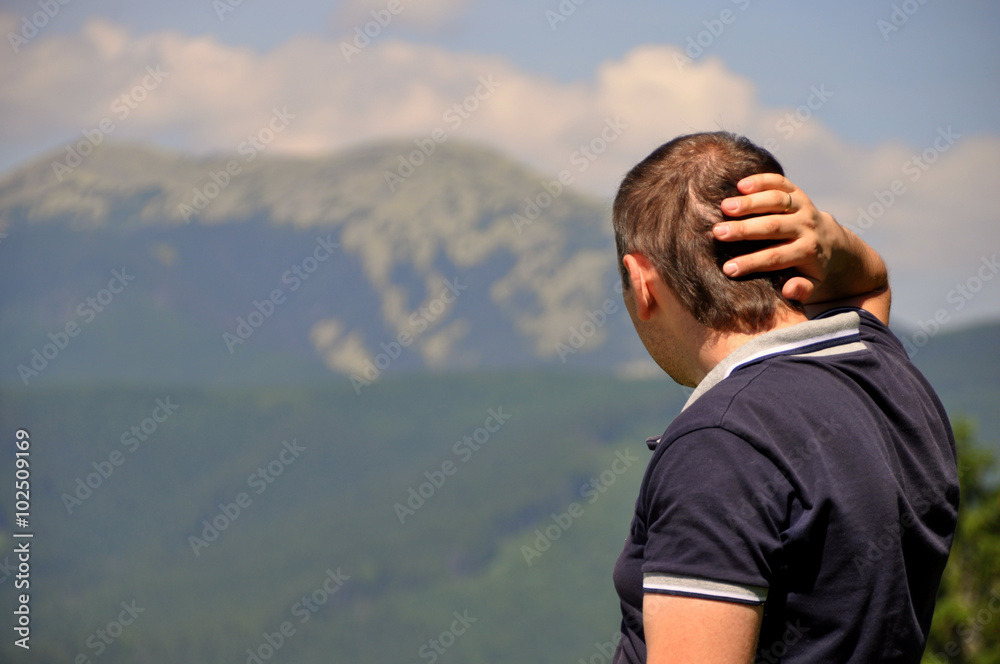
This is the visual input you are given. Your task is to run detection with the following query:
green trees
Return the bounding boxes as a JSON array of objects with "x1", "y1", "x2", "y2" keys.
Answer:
[{"x1": 924, "y1": 421, "x2": 1000, "y2": 664}]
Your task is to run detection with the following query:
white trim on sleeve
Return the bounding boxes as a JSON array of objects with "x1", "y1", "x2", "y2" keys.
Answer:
[{"x1": 643, "y1": 573, "x2": 768, "y2": 605}]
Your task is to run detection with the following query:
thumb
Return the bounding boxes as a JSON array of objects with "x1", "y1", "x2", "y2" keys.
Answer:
[{"x1": 782, "y1": 276, "x2": 817, "y2": 303}]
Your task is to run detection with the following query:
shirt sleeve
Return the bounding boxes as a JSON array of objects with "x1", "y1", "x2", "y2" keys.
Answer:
[{"x1": 640, "y1": 427, "x2": 791, "y2": 605}]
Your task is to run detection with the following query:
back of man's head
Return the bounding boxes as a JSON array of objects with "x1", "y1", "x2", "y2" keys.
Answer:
[{"x1": 613, "y1": 131, "x2": 797, "y2": 335}]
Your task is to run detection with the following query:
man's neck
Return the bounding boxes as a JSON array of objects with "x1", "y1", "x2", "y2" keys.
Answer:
[{"x1": 691, "y1": 309, "x2": 809, "y2": 385}]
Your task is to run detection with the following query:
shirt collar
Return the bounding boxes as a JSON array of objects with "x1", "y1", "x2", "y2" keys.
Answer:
[{"x1": 645, "y1": 311, "x2": 862, "y2": 450}]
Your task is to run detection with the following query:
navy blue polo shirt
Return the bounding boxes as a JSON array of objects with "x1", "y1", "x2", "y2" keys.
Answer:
[{"x1": 612, "y1": 309, "x2": 959, "y2": 663}]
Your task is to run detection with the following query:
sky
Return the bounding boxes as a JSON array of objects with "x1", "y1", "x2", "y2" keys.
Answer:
[{"x1": 1, "y1": 0, "x2": 999, "y2": 329}]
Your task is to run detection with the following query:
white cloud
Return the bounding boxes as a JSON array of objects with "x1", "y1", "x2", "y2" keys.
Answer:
[{"x1": 1, "y1": 15, "x2": 997, "y2": 324}]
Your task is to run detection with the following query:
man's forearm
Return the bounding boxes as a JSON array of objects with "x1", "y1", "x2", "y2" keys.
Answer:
[
  {"x1": 801, "y1": 223, "x2": 891, "y2": 324},
  {"x1": 807, "y1": 223, "x2": 889, "y2": 305}
]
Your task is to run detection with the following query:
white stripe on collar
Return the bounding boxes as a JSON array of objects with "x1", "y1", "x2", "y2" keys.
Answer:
[
  {"x1": 720, "y1": 327, "x2": 859, "y2": 380},
  {"x1": 681, "y1": 311, "x2": 862, "y2": 412}
]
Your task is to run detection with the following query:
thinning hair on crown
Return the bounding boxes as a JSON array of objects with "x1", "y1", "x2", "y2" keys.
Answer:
[{"x1": 612, "y1": 131, "x2": 799, "y2": 334}]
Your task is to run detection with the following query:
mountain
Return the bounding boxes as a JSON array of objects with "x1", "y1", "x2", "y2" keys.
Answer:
[
  {"x1": 0, "y1": 141, "x2": 997, "y2": 662},
  {"x1": 0, "y1": 140, "x2": 648, "y2": 388},
  {"x1": 1, "y1": 140, "x2": 997, "y2": 434},
  {"x1": 899, "y1": 320, "x2": 1000, "y2": 451},
  {"x1": 0, "y1": 373, "x2": 682, "y2": 663},
  {"x1": 0, "y1": 373, "x2": 996, "y2": 663}
]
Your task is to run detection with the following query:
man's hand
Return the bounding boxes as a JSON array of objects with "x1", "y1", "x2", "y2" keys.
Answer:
[{"x1": 714, "y1": 173, "x2": 891, "y2": 324}]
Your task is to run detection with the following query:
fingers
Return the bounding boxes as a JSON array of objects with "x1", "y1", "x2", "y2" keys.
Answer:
[
  {"x1": 715, "y1": 173, "x2": 830, "y2": 283},
  {"x1": 719, "y1": 239, "x2": 815, "y2": 277},
  {"x1": 717, "y1": 174, "x2": 818, "y2": 243},
  {"x1": 722, "y1": 173, "x2": 806, "y2": 218},
  {"x1": 735, "y1": 173, "x2": 792, "y2": 195},
  {"x1": 722, "y1": 188, "x2": 796, "y2": 217},
  {"x1": 713, "y1": 216, "x2": 801, "y2": 243}
]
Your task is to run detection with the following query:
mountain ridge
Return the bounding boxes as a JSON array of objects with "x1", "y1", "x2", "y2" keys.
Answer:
[
  {"x1": 0, "y1": 139, "x2": 646, "y2": 385},
  {"x1": 1, "y1": 139, "x2": 996, "y2": 398}
]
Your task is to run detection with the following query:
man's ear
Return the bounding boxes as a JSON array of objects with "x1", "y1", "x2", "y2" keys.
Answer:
[{"x1": 622, "y1": 253, "x2": 658, "y2": 322}]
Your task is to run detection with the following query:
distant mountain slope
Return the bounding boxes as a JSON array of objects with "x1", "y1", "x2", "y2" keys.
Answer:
[
  {"x1": 0, "y1": 374, "x2": 688, "y2": 664},
  {"x1": 0, "y1": 371, "x2": 993, "y2": 663},
  {"x1": 0, "y1": 140, "x2": 646, "y2": 386},
  {"x1": 906, "y1": 320, "x2": 1000, "y2": 449},
  {"x1": 0, "y1": 141, "x2": 996, "y2": 443}
]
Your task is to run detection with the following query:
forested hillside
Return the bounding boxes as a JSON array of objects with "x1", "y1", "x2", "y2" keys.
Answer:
[{"x1": 1, "y1": 370, "x2": 997, "y2": 663}]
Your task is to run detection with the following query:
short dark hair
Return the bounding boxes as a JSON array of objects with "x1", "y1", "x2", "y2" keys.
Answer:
[{"x1": 612, "y1": 131, "x2": 798, "y2": 334}]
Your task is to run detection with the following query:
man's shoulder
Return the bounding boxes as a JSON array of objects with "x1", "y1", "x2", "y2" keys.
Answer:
[
  {"x1": 658, "y1": 317, "x2": 898, "y2": 443},
  {"x1": 819, "y1": 306, "x2": 914, "y2": 359},
  {"x1": 652, "y1": 307, "x2": 945, "y2": 456}
]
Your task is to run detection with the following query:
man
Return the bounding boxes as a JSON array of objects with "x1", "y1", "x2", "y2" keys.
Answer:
[{"x1": 610, "y1": 132, "x2": 959, "y2": 663}]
